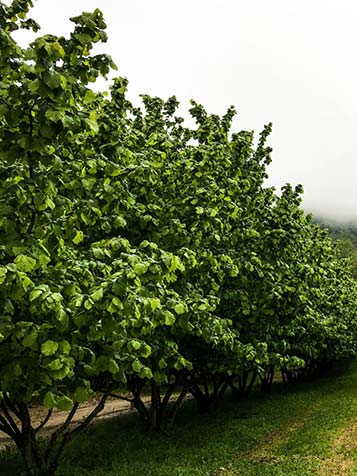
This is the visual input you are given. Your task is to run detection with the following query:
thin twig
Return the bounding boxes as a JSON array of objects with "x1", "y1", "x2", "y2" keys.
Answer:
[{"x1": 109, "y1": 393, "x2": 133, "y2": 403}]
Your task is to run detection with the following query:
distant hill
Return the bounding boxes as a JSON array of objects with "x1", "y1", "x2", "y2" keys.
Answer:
[
  {"x1": 313, "y1": 217, "x2": 357, "y2": 278},
  {"x1": 314, "y1": 220, "x2": 357, "y2": 247}
]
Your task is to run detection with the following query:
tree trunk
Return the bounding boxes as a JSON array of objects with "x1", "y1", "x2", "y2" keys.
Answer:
[
  {"x1": 16, "y1": 432, "x2": 56, "y2": 476},
  {"x1": 229, "y1": 371, "x2": 257, "y2": 399},
  {"x1": 189, "y1": 382, "x2": 212, "y2": 414},
  {"x1": 149, "y1": 379, "x2": 161, "y2": 431},
  {"x1": 260, "y1": 365, "x2": 275, "y2": 393},
  {"x1": 1, "y1": 393, "x2": 109, "y2": 476}
]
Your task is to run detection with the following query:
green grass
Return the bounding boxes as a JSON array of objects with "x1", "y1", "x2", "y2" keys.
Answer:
[{"x1": 2, "y1": 362, "x2": 357, "y2": 476}]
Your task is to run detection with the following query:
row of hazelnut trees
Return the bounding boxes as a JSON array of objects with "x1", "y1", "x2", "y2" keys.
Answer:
[{"x1": 1, "y1": 2, "x2": 356, "y2": 475}]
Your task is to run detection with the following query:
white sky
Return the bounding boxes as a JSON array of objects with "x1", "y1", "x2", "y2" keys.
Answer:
[{"x1": 12, "y1": 0, "x2": 357, "y2": 221}]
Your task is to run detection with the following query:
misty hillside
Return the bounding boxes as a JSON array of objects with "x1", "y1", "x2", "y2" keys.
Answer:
[
  {"x1": 315, "y1": 219, "x2": 357, "y2": 246},
  {"x1": 314, "y1": 218, "x2": 357, "y2": 278}
]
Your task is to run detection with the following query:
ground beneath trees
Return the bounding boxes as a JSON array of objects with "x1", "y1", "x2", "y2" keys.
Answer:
[{"x1": 1, "y1": 363, "x2": 357, "y2": 475}]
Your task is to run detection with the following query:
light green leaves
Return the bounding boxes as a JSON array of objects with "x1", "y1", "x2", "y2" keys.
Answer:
[
  {"x1": 72, "y1": 230, "x2": 84, "y2": 245},
  {"x1": 43, "y1": 391, "x2": 57, "y2": 409},
  {"x1": 163, "y1": 310, "x2": 175, "y2": 325},
  {"x1": 91, "y1": 288, "x2": 103, "y2": 302},
  {"x1": 128, "y1": 339, "x2": 141, "y2": 351},
  {"x1": 133, "y1": 262, "x2": 149, "y2": 275},
  {"x1": 107, "y1": 296, "x2": 123, "y2": 313},
  {"x1": 147, "y1": 297, "x2": 161, "y2": 311},
  {"x1": 173, "y1": 303, "x2": 185, "y2": 315},
  {"x1": 14, "y1": 254, "x2": 36, "y2": 272},
  {"x1": 41, "y1": 340, "x2": 59, "y2": 356},
  {"x1": 59, "y1": 340, "x2": 71, "y2": 354},
  {"x1": 132, "y1": 359, "x2": 142, "y2": 373},
  {"x1": 57, "y1": 396, "x2": 74, "y2": 411},
  {"x1": 0, "y1": 267, "x2": 7, "y2": 285},
  {"x1": 74, "y1": 386, "x2": 93, "y2": 403},
  {"x1": 108, "y1": 358, "x2": 119, "y2": 374},
  {"x1": 30, "y1": 285, "x2": 49, "y2": 302}
]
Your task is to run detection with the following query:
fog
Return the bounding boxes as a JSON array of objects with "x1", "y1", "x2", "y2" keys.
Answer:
[{"x1": 12, "y1": 0, "x2": 357, "y2": 222}]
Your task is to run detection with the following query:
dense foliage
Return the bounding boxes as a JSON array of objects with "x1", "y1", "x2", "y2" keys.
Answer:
[{"x1": 1, "y1": 2, "x2": 356, "y2": 475}]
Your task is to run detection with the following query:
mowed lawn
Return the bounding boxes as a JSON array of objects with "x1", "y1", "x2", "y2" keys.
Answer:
[{"x1": 2, "y1": 362, "x2": 357, "y2": 476}]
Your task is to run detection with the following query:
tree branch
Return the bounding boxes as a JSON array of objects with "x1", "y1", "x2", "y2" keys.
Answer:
[
  {"x1": 34, "y1": 409, "x2": 53, "y2": 433},
  {"x1": 67, "y1": 392, "x2": 109, "y2": 441},
  {"x1": 0, "y1": 413, "x2": 16, "y2": 438},
  {"x1": 0, "y1": 404, "x2": 20, "y2": 437},
  {"x1": 166, "y1": 386, "x2": 188, "y2": 428},
  {"x1": 3, "y1": 396, "x2": 22, "y2": 420},
  {"x1": 109, "y1": 392, "x2": 133, "y2": 403}
]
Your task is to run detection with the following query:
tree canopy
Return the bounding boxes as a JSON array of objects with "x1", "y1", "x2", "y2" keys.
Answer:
[{"x1": 0, "y1": 2, "x2": 356, "y2": 475}]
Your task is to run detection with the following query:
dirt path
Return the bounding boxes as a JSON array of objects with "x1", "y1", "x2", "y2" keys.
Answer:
[
  {"x1": 0, "y1": 396, "x2": 139, "y2": 447},
  {"x1": 317, "y1": 419, "x2": 357, "y2": 476},
  {"x1": 241, "y1": 403, "x2": 357, "y2": 475},
  {"x1": 247, "y1": 420, "x2": 310, "y2": 464},
  {"x1": 245, "y1": 402, "x2": 321, "y2": 465}
]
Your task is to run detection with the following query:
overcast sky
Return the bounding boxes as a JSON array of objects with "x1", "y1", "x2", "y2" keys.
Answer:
[{"x1": 13, "y1": 0, "x2": 357, "y2": 221}]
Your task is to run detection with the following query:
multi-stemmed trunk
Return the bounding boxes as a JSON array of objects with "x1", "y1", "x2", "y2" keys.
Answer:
[
  {"x1": 188, "y1": 374, "x2": 228, "y2": 414},
  {"x1": 228, "y1": 370, "x2": 257, "y2": 399},
  {"x1": 126, "y1": 375, "x2": 188, "y2": 432},
  {"x1": 0, "y1": 393, "x2": 109, "y2": 476},
  {"x1": 260, "y1": 365, "x2": 275, "y2": 393}
]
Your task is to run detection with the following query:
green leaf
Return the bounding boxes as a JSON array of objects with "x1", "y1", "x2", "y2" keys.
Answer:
[
  {"x1": 57, "y1": 396, "x2": 74, "y2": 411},
  {"x1": 140, "y1": 367, "x2": 153, "y2": 379},
  {"x1": 129, "y1": 339, "x2": 141, "y2": 351},
  {"x1": 72, "y1": 230, "x2": 84, "y2": 245},
  {"x1": 148, "y1": 298, "x2": 161, "y2": 311},
  {"x1": 111, "y1": 297, "x2": 123, "y2": 309},
  {"x1": 43, "y1": 391, "x2": 57, "y2": 409},
  {"x1": 59, "y1": 340, "x2": 71, "y2": 354},
  {"x1": 48, "y1": 359, "x2": 63, "y2": 371},
  {"x1": 113, "y1": 340, "x2": 125, "y2": 350},
  {"x1": 14, "y1": 254, "x2": 36, "y2": 272},
  {"x1": 158, "y1": 358, "x2": 167, "y2": 369},
  {"x1": 108, "y1": 358, "x2": 119, "y2": 374},
  {"x1": 91, "y1": 288, "x2": 103, "y2": 302},
  {"x1": 140, "y1": 344, "x2": 152, "y2": 358},
  {"x1": 163, "y1": 310, "x2": 175, "y2": 325},
  {"x1": 84, "y1": 299, "x2": 93, "y2": 310},
  {"x1": 87, "y1": 117, "x2": 99, "y2": 134},
  {"x1": 41, "y1": 340, "x2": 59, "y2": 356},
  {"x1": 51, "y1": 367, "x2": 70, "y2": 380},
  {"x1": 0, "y1": 267, "x2": 7, "y2": 284},
  {"x1": 14, "y1": 364, "x2": 22, "y2": 377},
  {"x1": 74, "y1": 386, "x2": 92, "y2": 403},
  {"x1": 83, "y1": 89, "x2": 97, "y2": 103},
  {"x1": 43, "y1": 70, "x2": 61, "y2": 89},
  {"x1": 173, "y1": 303, "x2": 185, "y2": 315},
  {"x1": 23, "y1": 332, "x2": 38, "y2": 347},
  {"x1": 133, "y1": 263, "x2": 149, "y2": 275},
  {"x1": 132, "y1": 360, "x2": 142, "y2": 373}
]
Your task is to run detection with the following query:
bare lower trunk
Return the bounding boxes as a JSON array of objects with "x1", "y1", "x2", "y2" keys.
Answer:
[
  {"x1": 0, "y1": 393, "x2": 109, "y2": 476},
  {"x1": 128, "y1": 375, "x2": 188, "y2": 432},
  {"x1": 149, "y1": 379, "x2": 161, "y2": 430},
  {"x1": 260, "y1": 365, "x2": 275, "y2": 393},
  {"x1": 189, "y1": 375, "x2": 227, "y2": 414},
  {"x1": 229, "y1": 371, "x2": 257, "y2": 399}
]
